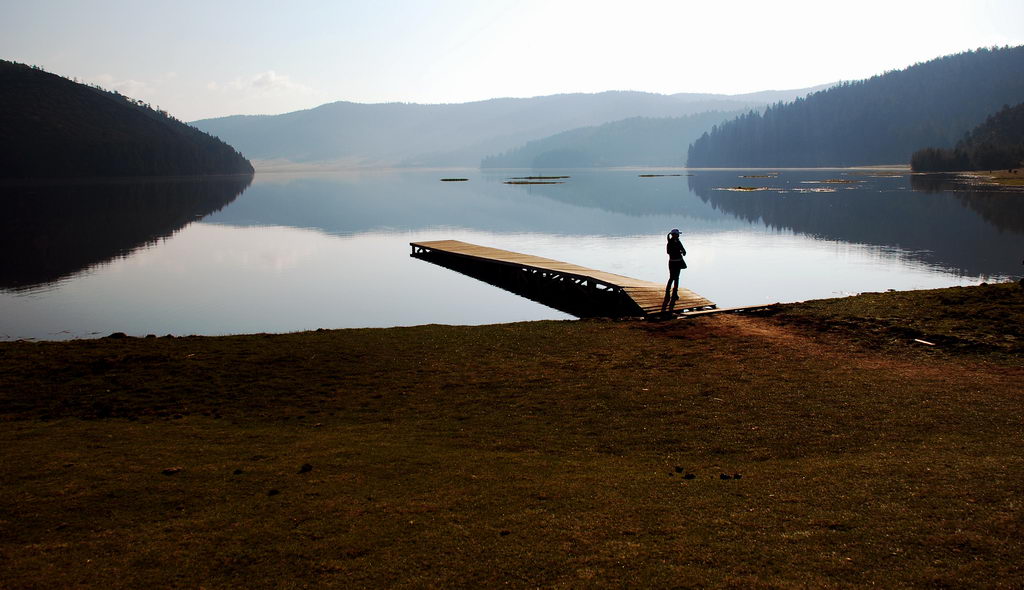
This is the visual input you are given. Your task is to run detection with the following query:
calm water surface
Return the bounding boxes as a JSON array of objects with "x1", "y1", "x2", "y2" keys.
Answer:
[{"x1": 2, "y1": 169, "x2": 1022, "y2": 339}]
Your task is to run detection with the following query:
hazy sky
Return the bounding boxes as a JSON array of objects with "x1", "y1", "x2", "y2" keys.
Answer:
[{"x1": 3, "y1": 0, "x2": 1023, "y2": 121}]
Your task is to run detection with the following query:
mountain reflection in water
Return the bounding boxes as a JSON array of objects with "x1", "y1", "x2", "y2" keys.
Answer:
[
  {"x1": 0, "y1": 176, "x2": 252, "y2": 292},
  {"x1": 205, "y1": 170, "x2": 1024, "y2": 282},
  {"x1": 1, "y1": 168, "x2": 1021, "y2": 339},
  {"x1": 682, "y1": 171, "x2": 1024, "y2": 279}
]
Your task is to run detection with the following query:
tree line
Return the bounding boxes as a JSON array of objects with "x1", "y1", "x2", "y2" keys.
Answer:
[
  {"x1": 0, "y1": 60, "x2": 253, "y2": 179},
  {"x1": 911, "y1": 102, "x2": 1024, "y2": 171},
  {"x1": 687, "y1": 46, "x2": 1024, "y2": 167}
]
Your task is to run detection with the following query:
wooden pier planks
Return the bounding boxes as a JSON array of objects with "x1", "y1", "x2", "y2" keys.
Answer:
[{"x1": 410, "y1": 239, "x2": 715, "y2": 317}]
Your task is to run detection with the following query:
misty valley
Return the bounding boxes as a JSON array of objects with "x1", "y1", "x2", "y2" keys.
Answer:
[{"x1": 2, "y1": 168, "x2": 1021, "y2": 340}]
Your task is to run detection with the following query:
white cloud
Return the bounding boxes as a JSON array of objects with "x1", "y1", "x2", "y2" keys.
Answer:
[
  {"x1": 86, "y1": 74, "x2": 154, "y2": 99},
  {"x1": 191, "y1": 70, "x2": 326, "y2": 119},
  {"x1": 220, "y1": 70, "x2": 314, "y2": 96}
]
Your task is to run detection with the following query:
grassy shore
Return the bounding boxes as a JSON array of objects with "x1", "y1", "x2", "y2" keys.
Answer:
[
  {"x1": 1, "y1": 283, "x2": 1022, "y2": 588},
  {"x1": 958, "y1": 168, "x2": 1024, "y2": 188}
]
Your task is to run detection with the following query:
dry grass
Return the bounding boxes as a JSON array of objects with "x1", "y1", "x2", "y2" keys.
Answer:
[
  {"x1": 1, "y1": 284, "x2": 1022, "y2": 588},
  {"x1": 773, "y1": 282, "x2": 1024, "y2": 357}
]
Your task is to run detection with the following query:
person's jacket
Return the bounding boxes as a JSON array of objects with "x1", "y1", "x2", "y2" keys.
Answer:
[{"x1": 667, "y1": 239, "x2": 686, "y2": 261}]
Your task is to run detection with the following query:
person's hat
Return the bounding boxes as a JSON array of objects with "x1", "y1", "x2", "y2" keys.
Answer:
[{"x1": 669, "y1": 228, "x2": 680, "y2": 235}]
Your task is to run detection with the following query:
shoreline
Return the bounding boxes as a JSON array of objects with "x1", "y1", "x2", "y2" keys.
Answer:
[
  {"x1": 952, "y1": 168, "x2": 1024, "y2": 188},
  {"x1": 2, "y1": 281, "x2": 1008, "y2": 343},
  {"x1": 249, "y1": 162, "x2": 915, "y2": 174}
]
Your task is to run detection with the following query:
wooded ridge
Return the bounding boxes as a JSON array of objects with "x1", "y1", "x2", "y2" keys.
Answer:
[
  {"x1": 0, "y1": 60, "x2": 254, "y2": 179},
  {"x1": 911, "y1": 101, "x2": 1024, "y2": 171},
  {"x1": 687, "y1": 46, "x2": 1024, "y2": 167}
]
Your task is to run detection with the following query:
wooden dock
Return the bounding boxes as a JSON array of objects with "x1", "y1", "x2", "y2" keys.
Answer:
[{"x1": 410, "y1": 240, "x2": 715, "y2": 319}]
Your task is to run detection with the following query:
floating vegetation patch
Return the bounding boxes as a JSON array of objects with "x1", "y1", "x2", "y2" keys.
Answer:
[
  {"x1": 792, "y1": 187, "x2": 838, "y2": 193},
  {"x1": 507, "y1": 176, "x2": 570, "y2": 180},
  {"x1": 801, "y1": 179, "x2": 861, "y2": 184},
  {"x1": 714, "y1": 186, "x2": 774, "y2": 192},
  {"x1": 503, "y1": 181, "x2": 565, "y2": 185},
  {"x1": 638, "y1": 174, "x2": 684, "y2": 178},
  {"x1": 740, "y1": 174, "x2": 779, "y2": 178},
  {"x1": 440, "y1": 178, "x2": 469, "y2": 182}
]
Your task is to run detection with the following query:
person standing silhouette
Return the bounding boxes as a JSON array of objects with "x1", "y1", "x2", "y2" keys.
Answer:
[{"x1": 665, "y1": 228, "x2": 687, "y2": 301}]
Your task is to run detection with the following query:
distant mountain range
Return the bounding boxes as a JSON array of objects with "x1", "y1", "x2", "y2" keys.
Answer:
[
  {"x1": 0, "y1": 60, "x2": 253, "y2": 179},
  {"x1": 191, "y1": 86, "x2": 832, "y2": 168},
  {"x1": 480, "y1": 111, "x2": 747, "y2": 168},
  {"x1": 15, "y1": 44, "x2": 1019, "y2": 176},
  {"x1": 687, "y1": 46, "x2": 1024, "y2": 167}
]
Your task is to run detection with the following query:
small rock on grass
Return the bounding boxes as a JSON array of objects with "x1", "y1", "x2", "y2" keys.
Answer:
[{"x1": 162, "y1": 467, "x2": 183, "y2": 476}]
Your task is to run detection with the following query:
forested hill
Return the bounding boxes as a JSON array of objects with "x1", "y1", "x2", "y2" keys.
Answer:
[
  {"x1": 687, "y1": 46, "x2": 1024, "y2": 167},
  {"x1": 480, "y1": 111, "x2": 745, "y2": 168},
  {"x1": 912, "y1": 102, "x2": 1024, "y2": 171},
  {"x1": 0, "y1": 60, "x2": 253, "y2": 179}
]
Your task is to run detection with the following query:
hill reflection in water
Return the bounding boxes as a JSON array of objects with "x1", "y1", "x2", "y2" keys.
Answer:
[
  {"x1": 2, "y1": 168, "x2": 1021, "y2": 340},
  {"x1": 208, "y1": 169, "x2": 1024, "y2": 281},
  {"x1": 0, "y1": 176, "x2": 252, "y2": 292},
  {"x1": 684, "y1": 171, "x2": 1024, "y2": 279}
]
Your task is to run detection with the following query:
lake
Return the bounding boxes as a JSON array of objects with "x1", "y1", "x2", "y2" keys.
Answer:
[{"x1": 1, "y1": 168, "x2": 1022, "y2": 340}]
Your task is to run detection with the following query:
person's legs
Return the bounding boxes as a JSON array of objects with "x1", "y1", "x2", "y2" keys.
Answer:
[{"x1": 667, "y1": 261, "x2": 681, "y2": 298}]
